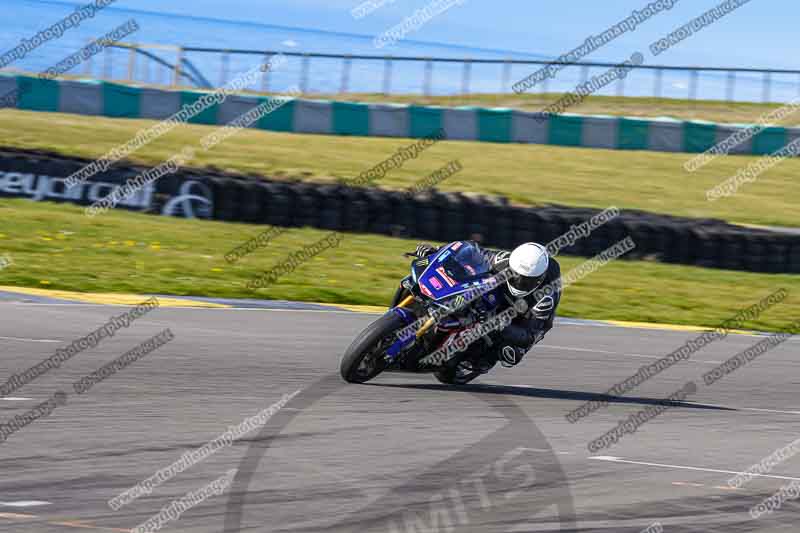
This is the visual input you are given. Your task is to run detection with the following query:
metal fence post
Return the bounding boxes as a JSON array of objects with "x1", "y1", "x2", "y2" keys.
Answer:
[
  {"x1": 654, "y1": 68, "x2": 663, "y2": 98},
  {"x1": 127, "y1": 44, "x2": 137, "y2": 82},
  {"x1": 340, "y1": 55, "x2": 352, "y2": 94},
  {"x1": 423, "y1": 59, "x2": 433, "y2": 96},
  {"x1": 261, "y1": 54, "x2": 272, "y2": 92},
  {"x1": 83, "y1": 39, "x2": 94, "y2": 76},
  {"x1": 173, "y1": 46, "x2": 183, "y2": 87},
  {"x1": 726, "y1": 71, "x2": 735, "y2": 101},
  {"x1": 300, "y1": 53, "x2": 310, "y2": 94},
  {"x1": 382, "y1": 57, "x2": 393, "y2": 95},
  {"x1": 141, "y1": 51, "x2": 148, "y2": 83},
  {"x1": 763, "y1": 72, "x2": 772, "y2": 103},
  {"x1": 580, "y1": 64, "x2": 589, "y2": 86},
  {"x1": 104, "y1": 45, "x2": 113, "y2": 80},
  {"x1": 501, "y1": 60, "x2": 511, "y2": 93},
  {"x1": 461, "y1": 60, "x2": 472, "y2": 95},
  {"x1": 219, "y1": 51, "x2": 230, "y2": 87}
]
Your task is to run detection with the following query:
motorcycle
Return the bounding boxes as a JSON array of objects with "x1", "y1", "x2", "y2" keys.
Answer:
[{"x1": 340, "y1": 241, "x2": 520, "y2": 385}]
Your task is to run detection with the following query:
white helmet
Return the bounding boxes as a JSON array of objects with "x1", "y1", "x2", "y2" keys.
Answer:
[{"x1": 507, "y1": 243, "x2": 549, "y2": 297}]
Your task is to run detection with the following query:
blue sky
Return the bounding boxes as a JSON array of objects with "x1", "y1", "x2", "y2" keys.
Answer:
[
  {"x1": 64, "y1": 0, "x2": 792, "y2": 69},
  {"x1": 17, "y1": 0, "x2": 794, "y2": 71}
]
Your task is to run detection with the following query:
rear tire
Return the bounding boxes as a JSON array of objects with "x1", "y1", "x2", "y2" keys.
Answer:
[{"x1": 340, "y1": 312, "x2": 406, "y2": 383}]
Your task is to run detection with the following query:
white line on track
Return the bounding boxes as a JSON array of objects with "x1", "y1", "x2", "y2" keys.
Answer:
[
  {"x1": 2, "y1": 302, "x2": 798, "y2": 339},
  {"x1": 708, "y1": 405, "x2": 800, "y2": 416},
  {"x1": 0, "y1": 302, "x2": 372, "y2": 315},
  {"x1": 0, "y1": 397, "x2": 34, "y2": 402},
  {"x1": 0, "y1": 335, "x2": 61, "y2": 343},
  {"x1": 505, "y1": 384, "x2": 800, "y2": 416},
  {"x1": 541, "y1": 344, "x2": 724, "y2": 364},
  {"x1": 0, "y1": 501, "x2": 51, "y2": 507},
  {"x1": 590, "y1": 456, "x2": 800, "y2": 482},
  {"x1": 518, "y1": 447, "x2": 572, "y2": 455}
]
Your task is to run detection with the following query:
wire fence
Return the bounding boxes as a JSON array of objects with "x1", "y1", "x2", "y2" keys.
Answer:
[{"x1": 91, "y1": 42, "x2": 800, "y2": 104}]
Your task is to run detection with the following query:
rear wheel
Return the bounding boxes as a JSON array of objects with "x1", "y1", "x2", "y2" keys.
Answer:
[{"x1": 340, "y1": 312, "x2": 406, "y2": 383}]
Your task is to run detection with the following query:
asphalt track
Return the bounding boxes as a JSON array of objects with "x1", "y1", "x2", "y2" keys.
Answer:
[{"x1": 1, "y1": 297, "x2": 799, "y2": 532}]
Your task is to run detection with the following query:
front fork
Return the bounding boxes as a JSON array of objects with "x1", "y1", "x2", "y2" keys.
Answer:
[
  {"x1": 385, "y1": 298, "x2": 417, "y2": 360},
  {"x1": 387, "y1": 295, "x2": 436, "y2": 361}
]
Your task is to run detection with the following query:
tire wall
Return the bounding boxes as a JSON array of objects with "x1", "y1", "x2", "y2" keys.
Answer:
[{"x1": 0, "y1": 149, "x2": 797, "y2": 274}]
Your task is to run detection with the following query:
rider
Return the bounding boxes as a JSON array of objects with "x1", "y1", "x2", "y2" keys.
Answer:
[{"x1": 412, "y1": 241, "x2": 561, "y2": 369}]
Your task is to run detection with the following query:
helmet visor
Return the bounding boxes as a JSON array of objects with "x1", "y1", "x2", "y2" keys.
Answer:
[{"x1": 509, "y1": 273, "x2": 545, "y2": 295}]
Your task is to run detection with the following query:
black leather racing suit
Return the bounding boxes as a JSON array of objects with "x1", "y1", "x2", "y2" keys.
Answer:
[
  {"x1": 481, "y1": 246, "x2": 561, "y2": 354},
  {"x1": 413, "y1": 242, "x2": 562, "y2": 367}
]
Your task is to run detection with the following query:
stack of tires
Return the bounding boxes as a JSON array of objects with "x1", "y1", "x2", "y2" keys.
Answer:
[
  {"x1": 3, "y1": 147, "x2": 799, "y2": 275},
  {"x1": 154, "y1": 174, "x2": 800, "y2": 274}
]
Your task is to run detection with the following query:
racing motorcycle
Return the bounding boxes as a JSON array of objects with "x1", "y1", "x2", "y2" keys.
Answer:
[{"x1": 340, "y1": 241, "x2": 518, "y2": 385}]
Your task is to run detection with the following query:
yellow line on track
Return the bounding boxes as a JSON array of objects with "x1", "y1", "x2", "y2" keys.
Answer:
[
  {"x1": 602, "y1": 319, "x2": 755, "y2": 336},
  {"x1": 309, "y1": 302, "x2": 388, "y2": 313},
  {"x1": 0, "y1": 286, "x2": 764, "y2": 335},
  {"x1": 0, "y1": 512, "x2": 131, "y2": 531},
  {"x1": 0, "y1": 286, "x2": 229, "y2": 308},
  {"x1": 49, "y1": 520, "x2": 131, "y2": 532},
  {"x1": 0, "y1": 512, "x2": 37, "y2": 519}
]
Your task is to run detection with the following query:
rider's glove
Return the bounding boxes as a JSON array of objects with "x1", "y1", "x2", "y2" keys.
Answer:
[
  {"x1": 415, "y1": 243, "x2": 437, "y2": 257},
  {"x1": 532, "y1": 296, "x2": 555, "y2": 320}
]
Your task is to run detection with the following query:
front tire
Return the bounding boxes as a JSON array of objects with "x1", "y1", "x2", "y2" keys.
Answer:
[
  {"x1": 340, "y1": 312, "x2": 406, "y2": 383},
  {"x1": 390, "y1": 285, "x2": 411, "y2": 308}
]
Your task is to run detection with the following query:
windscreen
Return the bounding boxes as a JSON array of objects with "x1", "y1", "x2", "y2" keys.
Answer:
[{"x1": 436, "y1": 242, "x2": 491, "y2": 283}]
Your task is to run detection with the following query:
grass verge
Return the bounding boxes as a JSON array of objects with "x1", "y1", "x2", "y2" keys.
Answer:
[
  {"x1": 0, "y1": 199, "x2": 797, "y2": 333},
  {"x1": 1, "y1": 109, "x2": 799, "y2": 228}
]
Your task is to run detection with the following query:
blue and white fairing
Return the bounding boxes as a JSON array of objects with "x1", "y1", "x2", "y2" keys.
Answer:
[
  {"x1": 387, "y1": 241, "x2": 503, "y2": 360},
  {"x1": 412, "y1": 241, "x2": 496, "y2": 301}
]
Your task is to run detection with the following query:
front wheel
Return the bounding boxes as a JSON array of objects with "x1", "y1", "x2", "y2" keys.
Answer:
[{"x1": 340, "y1": 312, "x2": 406, "y2": 383}]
